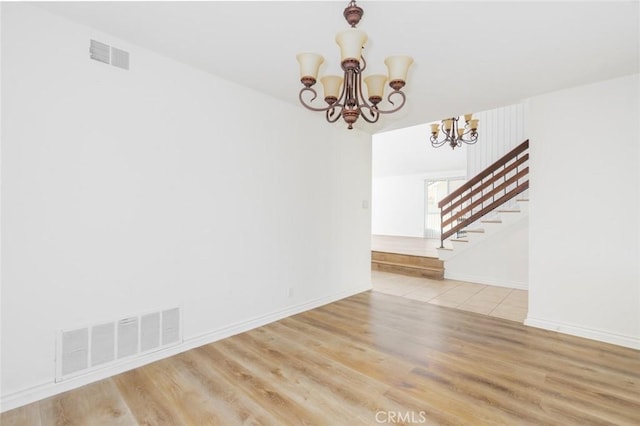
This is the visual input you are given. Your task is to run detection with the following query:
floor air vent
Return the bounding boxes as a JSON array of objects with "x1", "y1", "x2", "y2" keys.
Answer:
[{"x1": 56, "y1": 307, "x2": 181, "y2": 382}]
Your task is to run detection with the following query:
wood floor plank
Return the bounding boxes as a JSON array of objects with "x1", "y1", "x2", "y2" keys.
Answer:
[
  {"x1": 287, "y1": 307, "x2": 544, "y2": 424},
  {"x1": 0, "y1": 404, "x2": 42, "y2": 426},
  {"x1": 2, "y1": 290, "x2": 639, "y2": 425},
  {"x1": 249, "y1": 322, "x2": 463, "y2": 425},
  {"x1": 196, "y1": 344, "x2": 329, "y2": 425},
  {"x1": 341, "y1": 292, "x2": 640, "y2": 393},
  {"x1": 214, "y1": 335, "x2": 373, "y2": 424},
  {"x1": 172, "y1": 350, "x2": 281, "y2": 425},
  {"x1": 111, "y1": 367, "x2": 184, "y2": 425},
  {"x1": 38, "y1": 379, "x2": 135, "y2": 426}
]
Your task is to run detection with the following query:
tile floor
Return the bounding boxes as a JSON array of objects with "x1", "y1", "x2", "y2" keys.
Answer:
[{"x1": 371, "y1": 269, "x2": 528, "y2": 322}]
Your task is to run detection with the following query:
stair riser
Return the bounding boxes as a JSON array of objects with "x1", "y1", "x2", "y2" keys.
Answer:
[
  {"x1": 371, "y1": 251, "x2": 443, "y2": 269},
  {"x1": 372, "y1": 262, "x2": 444, "y2": 280}
]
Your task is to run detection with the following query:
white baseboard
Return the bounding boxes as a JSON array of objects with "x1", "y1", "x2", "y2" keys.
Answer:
[
  {"x1": 444, "y1": 271, "x2": 528, "y2": 290},
  {"x1": 0, "y1": 285, "x2": 370, "y2": 413},
  {"x1": 524, "y1": 317, "x2": 640, "y2": 350}
]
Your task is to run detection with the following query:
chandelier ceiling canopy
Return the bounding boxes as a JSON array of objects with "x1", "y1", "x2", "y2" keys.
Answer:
[{"x1": 296, "y1": 1, "x2": 413, "y2": 130}]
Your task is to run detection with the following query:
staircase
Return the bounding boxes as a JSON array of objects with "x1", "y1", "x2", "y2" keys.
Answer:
[
  {"x1": 437, "y1": 198, "x2": 529, "y2": 260},
  {"x1": 371, "y1": 251, "x2": 444, "y2": 279},
  {"x1": 436, "y1": 140, "x2": 530, "y2": 261}
]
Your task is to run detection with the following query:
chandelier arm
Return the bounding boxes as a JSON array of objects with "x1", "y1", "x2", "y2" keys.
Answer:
[
  {"x1": 359, "y1": 106, "x2": 381, "y2": 123},
  {"x1": 354, "y1": 69, "x2": 377, "y2": 114},
  {"x1": 375, "y1": 90, "x2": 407, "y2": 114},
  {"x1": 337, "y1": 70, "x2": 349, "y2": 106},
  {"x1": 430, "y1": 135, "x2": 449, "y2": 148},
  {"x1": 459, "y1": 132, "x2": 479, "y2": 144},
  {"x1": 437, "y1": 127, "x2": 454, "y2": 145},
  {"x1": 326, "y1": 105, "x2": 344, "y2": 123},
  {"x1": 299, "y1": 87, "x2": 335, "y2": 112},
  {"x1": 360, "y1": 54, "x2": 367, "y2": 73}
]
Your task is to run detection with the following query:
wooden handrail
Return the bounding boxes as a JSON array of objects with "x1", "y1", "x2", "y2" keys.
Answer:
[
  {"x1": 439, "y1": 139, "x2": 529, "y2": 208},
  {"x1": 439, "y1": 139, "x2": 530, "y2": 248},
  {"x1": 442, "y1": 154, "x2": 529, "y2": 216},
  {"x1": 441, "y1": 182, "x2": 529, "y2": 242}
]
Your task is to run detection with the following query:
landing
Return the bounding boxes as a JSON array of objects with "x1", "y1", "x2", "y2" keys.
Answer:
[{"x1": 371, "y1": 234, "x2": 449, "y2": 258}]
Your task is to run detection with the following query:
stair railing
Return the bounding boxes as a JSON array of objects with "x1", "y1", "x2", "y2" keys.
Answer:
[{"x1": 438, "y1": 139, "x2": 530, "y2": 248}]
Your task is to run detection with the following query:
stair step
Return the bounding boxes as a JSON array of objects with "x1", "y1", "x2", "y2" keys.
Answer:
[
  {"x1": 371, "y1": 250, "x2": 444, "y2": 280},
  {"x1": 372, "y1": 260, "x2": 442, "y2": 272},
  {"x1": 450, "y1": 239, "x2": 469, "y2": 243},
  {"x1": 516, "y1": 198, "x2": 530, "y2": 202},
  {"x1": 371, "y1": 251, "x2": 443, "y2": 268},
  {"x1": 497, "y1": 209, "x2": 520, "y2": 213},
  {"x1": 481, "y1": 219, "x2": 502, "y2": 224},
  {"x1": 465, "y1": 229, "x2": 485, "y2": 233},
  {"x1": 371, "y1": 261, "x2": 444, "y2": 280}
]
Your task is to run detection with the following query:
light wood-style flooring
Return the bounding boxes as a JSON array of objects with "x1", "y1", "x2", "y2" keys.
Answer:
[{"x1": 3, "y1": 291, "x2": 639, "y2": 425}]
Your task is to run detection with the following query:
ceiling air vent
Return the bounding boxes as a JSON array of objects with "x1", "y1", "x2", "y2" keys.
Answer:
[{"x1": 89, "y1": 39, "x2": 110, "y2": 64}]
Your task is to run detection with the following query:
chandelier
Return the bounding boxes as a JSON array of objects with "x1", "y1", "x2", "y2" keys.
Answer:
[
  {"x1": 296, "y1": 1, "x2": 413, "y2": 130},
  {"x1": 430, "y1": 114, "x2": 480, "y2": 149}
]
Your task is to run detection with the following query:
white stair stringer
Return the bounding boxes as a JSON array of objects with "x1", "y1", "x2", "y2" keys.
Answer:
[{"x1": 437, "y1": 198, "x2": 529, "y2": 262}]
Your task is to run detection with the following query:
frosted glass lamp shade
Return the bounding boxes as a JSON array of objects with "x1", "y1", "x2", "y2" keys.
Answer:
[
  {"x1": 296, "y1": 53, "x2": 324, "y2": 85},
  {"x1": 335, "y1": 29, "x2": 368, "y2": 63},
  {"x1": 384, "y1": 55, "x2": 414, "y2": 84},
  {"x1": 364, "y1": 75, "x2": 387, "y2": 102},
  {"x1": 443, "y1": 119, "x2": 453, "y2": 130},
  {"x1": 321, "y1": 75, "x2": 344, "y2": 102}
]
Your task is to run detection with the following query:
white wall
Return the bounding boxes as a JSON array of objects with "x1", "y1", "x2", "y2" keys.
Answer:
[
  {"x1": 372, "y1": 171, "x2": 465, "y2": 238},
  {"x1": 0, "y1": 3, "x2": 372, "y2": 409},
  {"x1": 445, "y1": 217, "x2": 529, "y2": 289},
  {"x1": 467, "y1": 102, "x2": 528, "y2": 178},
  {"x1": 371, "y1": 122, "x2": 466, "y2": 238},
  {"x1": 526, "y1": 74, "x2": 640, "y2": 349}
]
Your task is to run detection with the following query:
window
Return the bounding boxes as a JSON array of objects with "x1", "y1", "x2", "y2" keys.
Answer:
[{"x1": 424, "y1": 177, "x2": 465, "y2": 238}]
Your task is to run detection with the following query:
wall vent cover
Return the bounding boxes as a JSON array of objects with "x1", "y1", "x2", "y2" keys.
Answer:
[
  {"x1": 91, "y1": 322, "x2": 115, "y2": 367},
  {"x1": 140, "y1": 312, "x2": 161, "y2": 353},
  {"x1": 56, "y1": 307, "x2": 181, "y2": 381},
  {"x1": 61, "y1": 328, "x2": 89, "y2": 376},
  {"x1": 89, "y1": 39, "x2": 110, "y2": 64},
  {"x1": 162, "y1": 308, "x2": 180, "y2": 346},
  {"x1": 111, "y1": 47, "x2": 130, "y2": 70},
  {"x1": 117, "y1": 317, "x2": 139, "y2": 359}
]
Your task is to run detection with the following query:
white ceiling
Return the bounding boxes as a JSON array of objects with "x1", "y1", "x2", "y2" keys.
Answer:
[{"x1": 34, "y1": 1, "x2": 639, "y2": 134}]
